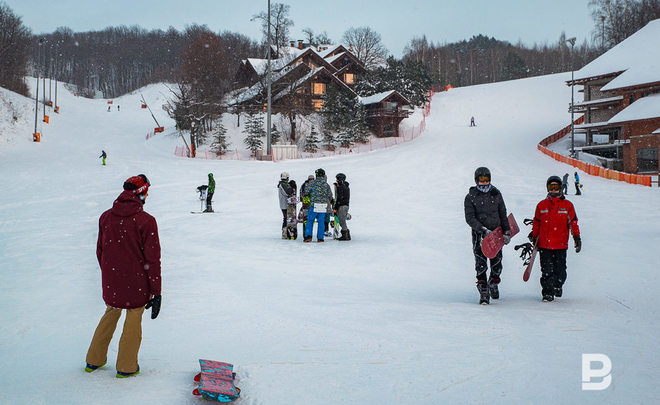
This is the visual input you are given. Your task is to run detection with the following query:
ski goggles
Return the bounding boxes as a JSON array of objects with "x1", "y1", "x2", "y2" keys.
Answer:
[
  {"x1": 477, "y1": 175, "x2": 490, "y2": 182},
  {"x1": 547, "y1": 183, "x2": 561, "y2": 191}
]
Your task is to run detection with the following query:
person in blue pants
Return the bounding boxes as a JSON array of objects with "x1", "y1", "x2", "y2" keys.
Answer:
[{"x1": 303, "y1": 168, "x2": 333, "y2": 243}]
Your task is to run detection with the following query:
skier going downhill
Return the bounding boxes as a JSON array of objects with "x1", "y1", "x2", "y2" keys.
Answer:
[
  {"x1": 529, "y1": 176, "x2": 581, "y2": 302},
  {"x1": 464, "y1": 167, "x2": 511, "y2": 305}
]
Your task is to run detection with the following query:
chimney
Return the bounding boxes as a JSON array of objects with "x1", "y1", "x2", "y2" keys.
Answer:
[
  {"x1": 290, "y1": 40, "x2": 295, "y2": 48},
  {"x1": 298, "y1": 40, "x2": 303, "y2": 49}
]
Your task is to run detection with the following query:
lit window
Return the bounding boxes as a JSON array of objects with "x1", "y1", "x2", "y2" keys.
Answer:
[
  {"x1": 344, "y1": 73, "x2": 355, "y2": 84},
  {"x1": 312, "y1": 99, "x2": 324, "y2": 111},
  {"x1": 312, "y1": 82, "x2": 326, "y2": 95}
]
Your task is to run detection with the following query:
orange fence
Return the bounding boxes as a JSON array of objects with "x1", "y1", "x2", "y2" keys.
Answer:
[{"x1": 538, "y1": 117, "x2": 653, "y2": 187}]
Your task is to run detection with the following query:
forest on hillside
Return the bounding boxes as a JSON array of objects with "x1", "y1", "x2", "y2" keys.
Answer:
[{"x1": 2, "y1": 0, "x2": 659, "y2": 99}]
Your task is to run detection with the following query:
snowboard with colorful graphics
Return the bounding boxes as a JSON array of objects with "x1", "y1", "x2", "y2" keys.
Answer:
[
  {"x1": 481, "y1": 213, "x2": 519, "y2": 259},
  {"x1": 286, "y1": 195, "x2": 298, "y2": 239},
  {"x1": 192, "y1": 359, "x2": 240, "y2": 402}
]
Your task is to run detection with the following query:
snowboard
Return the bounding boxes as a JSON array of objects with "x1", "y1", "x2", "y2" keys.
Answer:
[
  {"x1": 481, "y1": 213, "x2": 519, "y2": 259},
  {"x1": 330, "y1": 212, "x2": 352, "y2": 239},
  {"x1": 522, "y1": 242, "x2": 539, "y2": 282},
  {"x1": 286, "y1": 195, "x2": 298, "y2": 239},
  {"x1": 192, "y1": 359, "x2": 240, "y2": 402}
]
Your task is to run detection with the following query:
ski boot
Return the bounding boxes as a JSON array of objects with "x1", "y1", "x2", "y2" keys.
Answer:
[
  {"x1": 338, "y1": 230, "x2": 351, "y2": 241},
  {"x1": 542, "y1": 294, "x2": 554, "y2": 302},
  {"x1": 488, "y1": 277, "x2": 500, "y2": 300},
  {"x1": 477, "y1": 280, "x2": 490, "y2": 305}
]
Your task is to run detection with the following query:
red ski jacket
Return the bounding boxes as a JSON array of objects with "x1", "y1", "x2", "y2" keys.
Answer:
[
  {"x1": 96, "y1": 191, "x2": 161, "y2": 309},
  {"x1": 532, "y1": 195, "x2": 580, "y2": 250}
]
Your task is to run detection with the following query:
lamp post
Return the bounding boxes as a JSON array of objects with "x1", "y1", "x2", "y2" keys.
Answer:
[
  {"x1": 265, "y1": 0, "x2": 272, "y2": 159},
  {"x1": 566, "y1": 37, "x2": 576, "y2": 157}
]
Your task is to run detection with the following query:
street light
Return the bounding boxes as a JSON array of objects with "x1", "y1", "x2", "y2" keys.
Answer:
[{"x1": 566, "y1": 37, "x2": 576, "y2": 158}]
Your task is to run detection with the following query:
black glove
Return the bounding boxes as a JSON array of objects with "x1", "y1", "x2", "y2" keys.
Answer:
[
  {"x1": 145, "y1": 295, "x2": 161, "y2": 319},
  {"x1": 528, "y1": 231, "x2": 537, "y2": 244},
  {"x1": 503, "y1": 231, "x2": 511, "y2": 245},
  {"x1": 480, "y1": 227, "x2": 491, "y2": 237},
  {"x1": 574, "y1": 235, "x2": 581, "y2": 253}
]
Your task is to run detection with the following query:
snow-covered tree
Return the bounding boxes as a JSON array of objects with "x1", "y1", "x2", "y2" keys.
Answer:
[
  {"x1": 210, "y1": 121, "x2": 229, "y2": 155},
  {"x1": 304, "y1": 126, "x2": 320, "y2": 152},
  {"x1": 322, "y1": 84, "x2": 369, "y2": 147},
  {"x1": 270, "y1": 124, "x2": 281, "y2": 144},
  {"x1": 243, "y1": 112, "x2": 265, "y2": 155}
]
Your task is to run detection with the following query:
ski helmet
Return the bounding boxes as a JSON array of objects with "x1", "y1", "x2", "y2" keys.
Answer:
[
  {"x1": 336, "y1": 173, "x2": 346, "y2": 182},
  {"x1": 546, "y1": 175, "x2": 562, "y2": 195},
  {"x1": 546, "y1": 175, "x2": 562, "y2": 186},
  {"x1": 315, "y1": 168, "x2": 325, "y2": 178},
  {"x1": 123, "y1": 174, "x2": 150, "y2": 196},
  {"x1": 474, "y1": 167, "x2": 491, "y2": 184},
  {"x1": 281, "y1": 172, "x2": 289, "y2": 180}
]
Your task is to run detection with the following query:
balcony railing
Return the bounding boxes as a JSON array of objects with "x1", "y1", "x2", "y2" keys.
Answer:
[{"x1": 366, "y1": 108, "x2": 411, "y2": 119}]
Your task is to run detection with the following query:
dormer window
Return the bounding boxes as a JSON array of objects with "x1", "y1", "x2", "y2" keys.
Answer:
[{"x1": 344, "y1": 73, "x2": 355, "y2": 84}]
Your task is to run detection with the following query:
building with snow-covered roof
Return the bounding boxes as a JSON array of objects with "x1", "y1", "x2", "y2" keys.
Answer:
[
  {"x1": 230, "y1": 41, "x2": 411, "y2": 138},
  {"x1": 567, "y1": 18, "x2": 660, "y2": 174}
]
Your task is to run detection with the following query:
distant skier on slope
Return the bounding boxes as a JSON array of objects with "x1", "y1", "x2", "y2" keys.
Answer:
[
  {"x1": 528, "y1": 176, "x2": 581, "y2": 302},
  {"x1": 574, "y1": 171, "x2": 582, "y2": 195},
  {"x1": 99, "y1": 150, "x2": 107, "y2": 165},
  {"x1": 464, "y1": 167, "x2": 511, "y2": 305},
  {"x1": 561, "y1": 173, "x2": 569, "y2": 195}
]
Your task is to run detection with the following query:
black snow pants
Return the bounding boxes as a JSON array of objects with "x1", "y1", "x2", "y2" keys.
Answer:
[
  {"x1": 539, "y1": 248, "x2": 567, "y2": 296},
  {"x1": 471, "y1": 230, "x2": 503, "y2": 283}
]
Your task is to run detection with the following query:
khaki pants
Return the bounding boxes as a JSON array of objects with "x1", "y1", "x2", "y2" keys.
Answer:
[{"x1": 86, "y1": 305, "x2": 144, "y2": 373}]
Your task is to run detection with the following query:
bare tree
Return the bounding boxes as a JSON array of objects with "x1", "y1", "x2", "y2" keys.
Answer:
[
  {"x1": 342, "y1": 26, "x2": 388, "y2": 69},
  {"x1": 251, "y1": 2, "x2": 293, "y2": 57},
  {"x1": 589, "y1": 0, "x2": 660, "y2": 48},
  {"x1": 0, "y1": 2, "x2": 31, "y2": 95}
]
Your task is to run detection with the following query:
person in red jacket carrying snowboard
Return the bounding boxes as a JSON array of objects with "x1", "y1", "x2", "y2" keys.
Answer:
[
  {"x1": 85, "y1": 174, "x2": 162, "y2": 378},
  {"x1": 529, "y1": 176, "x2": 581, "y2": 302}
]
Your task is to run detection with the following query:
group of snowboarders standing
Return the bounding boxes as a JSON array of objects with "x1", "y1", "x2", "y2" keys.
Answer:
[
  {"x1": 278, "y1": 168, "x2": 351, "y2": 242},
  {"x1": 464, "y1": 167, "x2": 581, "y2": 304}
]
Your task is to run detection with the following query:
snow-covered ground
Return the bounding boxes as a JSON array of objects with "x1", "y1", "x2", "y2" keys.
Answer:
[{"x1": 1, "y1": 73, "x2": 659, "y2": 404}]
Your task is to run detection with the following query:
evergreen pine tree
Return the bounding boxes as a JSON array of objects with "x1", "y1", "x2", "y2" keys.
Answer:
[
  {"x1": 304, "y1": 125, "x2": 320, "y2": 153},
  {"x1": 210, "y1": 121, "x2": 229, "y2": 155},
  {"x1": 243, "y1": 112, "x2": 265, "y2": 156},
  {"x1": 270, "y1": 124, "x2": 281, "y2": 144}
]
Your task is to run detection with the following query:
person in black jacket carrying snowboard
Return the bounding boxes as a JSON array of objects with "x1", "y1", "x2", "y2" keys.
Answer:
[{"x1": 464, "y1": 167, "x2": 511, "y2": 305}]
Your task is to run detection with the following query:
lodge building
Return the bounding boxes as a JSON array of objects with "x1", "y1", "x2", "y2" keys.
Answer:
[
  {"x1": 230, "y1": 43, "x2": 410, "y2": 138},
  {"x1": 567, "y1": 18, "x2": 660, "y2": 174}
]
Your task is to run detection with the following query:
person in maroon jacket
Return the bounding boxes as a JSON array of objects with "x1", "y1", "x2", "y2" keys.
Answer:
[
  {"x1": 529, "y1": 176, "x2": 581, "y2": 302},
  {"x1": 85, "y1": 174, "x2": 161, "y2": 378}
]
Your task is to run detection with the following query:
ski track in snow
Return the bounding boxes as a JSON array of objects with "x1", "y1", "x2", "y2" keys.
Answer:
[{"x1": 1, "y1": 74, "x2": 659, "y2": 404}]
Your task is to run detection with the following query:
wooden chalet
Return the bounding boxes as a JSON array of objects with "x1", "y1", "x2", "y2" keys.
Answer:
[
  {"x1": 567, "y1": 18, "x2": 660, "y2": 174},
  {"x1": 360, "y1": 90, "x2": 412, "y2": 137},
  {"x1": 230, "y1": 43, "x2": 411, "y2": 138}
]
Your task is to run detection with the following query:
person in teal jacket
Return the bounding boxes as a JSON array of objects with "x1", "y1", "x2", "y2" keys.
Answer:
[
  {"x1": 205, "y1": 173, "x2": 216, "y2": 212},
  {"x1": 303, "y1": 168, "x2": 333, "y2": 242}
]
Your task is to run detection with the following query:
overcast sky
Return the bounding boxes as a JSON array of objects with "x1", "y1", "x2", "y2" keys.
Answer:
[{"x1": 6, "y1": 0, "x2": 596, "y2": 57}]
